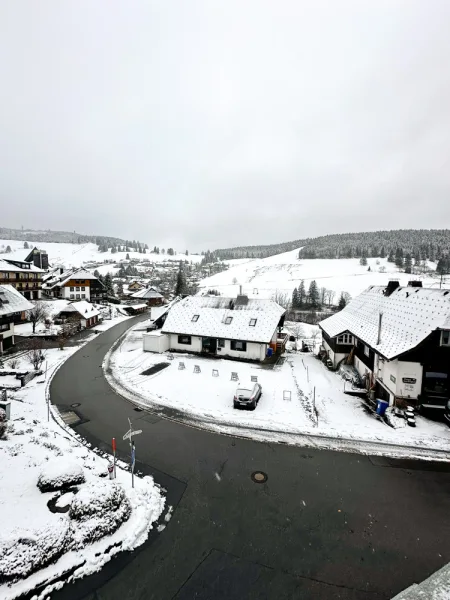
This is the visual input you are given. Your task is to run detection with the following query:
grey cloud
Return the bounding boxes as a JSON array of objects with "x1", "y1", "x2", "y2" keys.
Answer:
[{"x1": 1, "y1": 0, "x2": 450, "y2": 251}]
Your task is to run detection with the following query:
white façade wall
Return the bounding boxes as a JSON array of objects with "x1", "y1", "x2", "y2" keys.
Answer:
[
  {"x1": 375, "y1": 356, "x2": 423, "y2": 402},
  {"x1": 217, "y1": 339, "x2": 266, "y2": 361},
  {"x1": 168, "y1": 334, "x2": 203, "y2": 353},
  {"x1": 143, "y1": 332, "x2": 170, "y2": 353},
  {"x1": 62, "y1": 285, "x2": 90, "y2": 301},
  {"x1": 354, "y1": 355, "x2": 373, "y2": 379},
  {"x1": 323, "y1": 338, "x2": 347, "y2": 369}
]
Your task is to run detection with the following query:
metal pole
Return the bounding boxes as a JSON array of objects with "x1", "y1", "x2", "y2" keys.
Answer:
[
  {"x1": 131, "y1": 440, "x2": 135, "y2": 488},
  {"x1": 112, "y1": 437, "x2": 116, "y2": 479}
]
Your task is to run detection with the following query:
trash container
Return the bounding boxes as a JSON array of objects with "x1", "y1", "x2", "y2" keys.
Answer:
[
  {"x1": 266, "y1": 348, "x2": 273, "y2": 358},
  {"x1": 376, "y1": 399, "x2": 389, "y2": 416}
]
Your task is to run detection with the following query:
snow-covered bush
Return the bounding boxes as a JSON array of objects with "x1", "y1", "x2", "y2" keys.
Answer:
[
  {"x1": 0, "y1": 522, "x2": 71, "y2": 583},
  {"x1": 37, "y1": 459, "x2": 85, "y2": 492},
  {"x1": 69, "y1": 480, "x2": 131, "y2": 547}
]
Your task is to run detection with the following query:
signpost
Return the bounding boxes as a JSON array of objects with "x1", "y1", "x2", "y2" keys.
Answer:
[
  {"x1": 123, "y1": 418, "x2": 142, "y2": 488},
  {"x1": 112, "y1": 437, "x2": 116, "y2": 478}
]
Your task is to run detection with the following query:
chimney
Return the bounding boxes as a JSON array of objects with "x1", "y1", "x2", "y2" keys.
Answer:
[
  {"x1": 239, "y1": 284, "x2": 242, "y2": 295},
  {"x1": 377, "y1": 312, "x2": 383, "y2": 345},
  {"x1": 384, "y1": 280, "x2": 400, "y2": 297},
  {"x1": 60, "y1": 267, "x2": 64, "y2": 275}
]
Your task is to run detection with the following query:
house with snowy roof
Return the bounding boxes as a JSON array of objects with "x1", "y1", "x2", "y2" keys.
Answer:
[
  {"x1": 0, "y1": 285, "x2": 34, "y2": 353},
  {"x1": 42, "y1": 268, "x2": 106, "y2": 303},
  {"x1": 54, "y1": 301, "x2": 101, "y2": 330},
  {"x1": 143, "y1": 294, "x2": 286, "y2": 361},
  {"x1": 130, "y1": 286, "x2": 164, "y2": 306},
  {"x1": 0, "y1": 259, "x2": 46, "y2": 300},
  {"x1": 319, "y1": 281, "x2": 450, "y2": 409}
]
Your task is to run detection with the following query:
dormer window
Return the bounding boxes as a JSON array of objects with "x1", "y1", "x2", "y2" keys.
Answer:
[
  {"x1": 337, "y1": 333, "x2": 354, "y2": 345},
  {"x1": 192, "y1": 314, "x2": 199, "y2": 322},
  {"x1": 249, "y1": 318, "x2": 257, "y2": 326},
  {"x1": 225, "y1": 316, "x2": 233, "y2": 324},
  {"x1": 441, "y1": 331, "x2": 450, "y2": 346}
]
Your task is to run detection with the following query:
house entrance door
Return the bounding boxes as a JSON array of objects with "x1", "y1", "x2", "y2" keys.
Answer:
[{"x1": 202, "y1": 337, "x2": 217, "y2": 354}]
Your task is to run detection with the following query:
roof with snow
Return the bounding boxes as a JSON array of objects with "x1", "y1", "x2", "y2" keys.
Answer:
[
  {"x1": 56, "y1": 300, "x2": 100, "y2": 319},
  {"x1": 162, "y1": 295, "x2": 285, "y2": 343},
  {"x1": 43, "y1": 268, "x2": 100, "y2": 290},
  {"x1": 131, "y1": 287, "x2": 163, "y2": 299},
  {"x1": 0, "y1": 259, "x2": 45, "y2": 273},
  {"x1": 0, "y1": 284, "x2": 34, "y2": 316},
  {"x1": 319, "y1": 285, "x2": 450, "y2": 360}
]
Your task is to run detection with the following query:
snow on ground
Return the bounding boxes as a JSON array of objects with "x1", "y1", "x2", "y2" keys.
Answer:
[
  {"x1": 199, "y1": 248, "x2": 441, "y2": 300},
  {"x1": 106, "y1": 322, "x2": 450, "y2": 460},
  {"x1": 0, "y1": 316, "x2": 165, "y2": 600},
  {"x1": 0, "y1": 239, "x2": 202, "y2": 270}
]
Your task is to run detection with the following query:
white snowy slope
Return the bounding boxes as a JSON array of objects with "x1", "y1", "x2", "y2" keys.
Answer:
[
  {"x1": 198, "y1": 248, "x2": 440, "y2": 299},
  {"x1": 0, "y1": 239, "x2": 202, "y2": 270}
]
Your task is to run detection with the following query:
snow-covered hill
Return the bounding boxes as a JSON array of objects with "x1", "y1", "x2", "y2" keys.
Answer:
[
  {"x1": 198, "y1": 248, "x2": 441, "y2": 300},
  {"x1": 0, "y1": 239, "x2": 202, "y2": 270}
]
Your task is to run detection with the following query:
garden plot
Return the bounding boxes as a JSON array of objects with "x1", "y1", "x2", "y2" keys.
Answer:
[
  {"x1": 107, "y1": 323, "x2": 450, "y2": 458},
  {"x1": 0, "y1": 322, "x2": 165, "y2": 600}
]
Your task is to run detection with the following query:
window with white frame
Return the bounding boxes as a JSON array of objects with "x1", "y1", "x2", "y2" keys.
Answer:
[
  {"x1": 70, "y1": 287, "x2": 74, "y2": 291},
  {"x1": 441, "y1": 330, "x2": 450, "y2": 346},
  {"x1": 178, "y1": 335, "x2": 192, "y2": 345},
  {"x1": 364, "y1": 344, "x2": 370, "y2": 357},
  {"x1": 337, "y1": 333, "x2": 354, "y2": 345},
  {"x1": 225, "y1": 316, "x2": 233, "y2": 324},
  {"x1": 70, "y1": 294, "x2": 74, "y2": 299},
  {"x1": 249, "y1": 318, "x2": 257, "y2": 326}
]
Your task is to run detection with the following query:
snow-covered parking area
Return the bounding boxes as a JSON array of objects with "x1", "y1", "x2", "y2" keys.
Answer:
[
  {"x1": 0, "y1": 318, "x2": 165, "y2": 600},
  {"x1": 107, "y1": 323, "x2": 450, "y2": 460}
]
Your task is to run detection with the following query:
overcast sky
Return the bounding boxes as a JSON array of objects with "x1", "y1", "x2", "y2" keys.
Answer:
[{"x1": 1, "y1": 1, "x2": 450, "y2": 252}]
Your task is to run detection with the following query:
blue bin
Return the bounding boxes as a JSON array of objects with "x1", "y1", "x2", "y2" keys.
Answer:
[
  {"x1": 266, "y1": 348, "x2": 273, "y2": 358},
  {"x1": 376, "y1": 399, "x2": 389, "y2": 416}
]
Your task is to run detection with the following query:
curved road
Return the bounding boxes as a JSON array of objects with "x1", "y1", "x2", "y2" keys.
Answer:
[{"x1": 51, "y1": 318, "x2": 450, "y2": 600}]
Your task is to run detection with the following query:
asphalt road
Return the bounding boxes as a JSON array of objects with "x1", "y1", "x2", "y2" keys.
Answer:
[{"x1": 50, "y1": 317, "x2": 450, "y2": 600}]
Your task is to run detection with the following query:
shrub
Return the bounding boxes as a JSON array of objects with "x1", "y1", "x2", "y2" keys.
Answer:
[
  {"x1": 69, "y1": 480, "x2": 131, "y2": 546},
  {"x1": 37, "y1": 460, "x2": 85, "y2": 493}
]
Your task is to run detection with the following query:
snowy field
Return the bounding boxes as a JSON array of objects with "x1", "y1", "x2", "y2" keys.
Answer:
[
  {"x1": 198, "y1": 248, "x2": 441, "y2": 300},
  {"x1": 0, "y1": 317, "x2": 166, "y2": 599},
  {"x1": 106, "y1": 322, "x2": 450, "y2": 460},
  {"x1": 0, "y1": 239, "x2": 202, "y2": 270}
]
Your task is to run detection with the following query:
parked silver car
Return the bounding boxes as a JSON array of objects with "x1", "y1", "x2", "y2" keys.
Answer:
[{"x1": 233, "y1": 383, "x2": 262, "y2": 410}]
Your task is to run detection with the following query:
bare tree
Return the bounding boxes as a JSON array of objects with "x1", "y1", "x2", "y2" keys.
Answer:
[
  {"x1": 271, "y1": 290, "x2": 290, "y2": 309},
  {"x1": 26, "y1": 338, "x2": 46, "y2": 370},
  {"x1": 28, "y1": 302, "x2": 49, "y2": 334},
  {"x1": 325, "y1": 289, "x2": 336, "y2": 307},
  {"x1": 320, "y1": 287, "x2": 327, "y2": 305},
  {"x1": 8, "y1": 358, "x2": 21, "y2": 369},
  {"x1": 290, "y1": 323, "x2": 305, "y2": 342}
]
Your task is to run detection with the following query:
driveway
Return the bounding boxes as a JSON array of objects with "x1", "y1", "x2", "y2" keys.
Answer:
[{"x1": 50, "y1": 318, "x2": 450, "y2": 600}]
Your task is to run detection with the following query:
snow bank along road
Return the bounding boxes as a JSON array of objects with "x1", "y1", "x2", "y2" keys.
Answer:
[{"x1": 50, "y1": 319, "x2": 450, "y2": 600}]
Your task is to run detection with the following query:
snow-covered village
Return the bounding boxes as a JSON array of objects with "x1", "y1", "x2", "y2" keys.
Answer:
[{"x1": 2, "y1": 3, "x2": 450, "y2": 600}]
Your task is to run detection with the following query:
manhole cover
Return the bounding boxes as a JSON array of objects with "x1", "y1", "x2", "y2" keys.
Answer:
[
  {"x1": 251, "y1": 471, "x2": 268, "y2": 484},
  {"x1": 71, "y1": 403, "x2": 81, "y2": 408}
]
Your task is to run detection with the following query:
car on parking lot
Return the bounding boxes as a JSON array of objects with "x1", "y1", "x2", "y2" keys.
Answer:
[{"x1": 233, "y1": 383, "x2": 262, "y2": 410}]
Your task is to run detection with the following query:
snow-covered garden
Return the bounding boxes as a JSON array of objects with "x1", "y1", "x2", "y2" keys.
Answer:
[
  {"x1": 106, "y1": 320, "x2": 450, "y2": 461},
  {"x1": 0, "y1": 316, "x2": 165, "y2": 600}
]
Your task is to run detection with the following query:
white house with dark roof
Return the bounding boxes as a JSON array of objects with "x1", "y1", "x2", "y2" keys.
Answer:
[
  {"x1": 143, "y1": 295, "x2": 286, "y2": 361},
  {"x1": 0, "y1": 285, "x2": 34, "y2": 353},
  {"x1": 319, "y1": 281, "x2": 450, "y2": 409}
]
